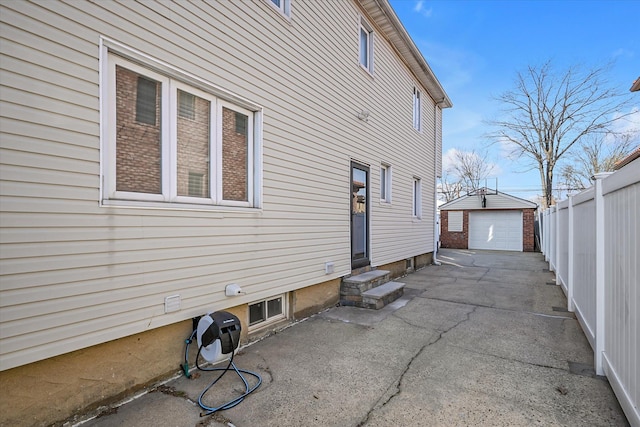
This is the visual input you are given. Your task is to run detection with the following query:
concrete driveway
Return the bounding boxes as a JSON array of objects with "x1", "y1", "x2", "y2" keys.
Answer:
[{"x1": 78, "y1": 249, "x2": 628, "y2": 427}]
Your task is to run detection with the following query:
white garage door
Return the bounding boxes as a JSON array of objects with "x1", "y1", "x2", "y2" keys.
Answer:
[{"x1": 469, "y1": 211, "x2": 523, "y2": 251}]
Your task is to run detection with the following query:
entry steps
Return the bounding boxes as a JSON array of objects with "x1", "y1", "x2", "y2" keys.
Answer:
[{"x1": 340, "y1": 269, "x2": 405, "y2": 310}]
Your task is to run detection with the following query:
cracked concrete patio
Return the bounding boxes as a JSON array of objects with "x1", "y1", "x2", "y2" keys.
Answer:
[{"x1": 77, "y1": 249, "x2": 628, "y2": 427}]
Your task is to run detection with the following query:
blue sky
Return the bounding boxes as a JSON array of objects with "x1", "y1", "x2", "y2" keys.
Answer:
[{"x1": 389, "y1": 0, "x2": 640, "y2": 201}]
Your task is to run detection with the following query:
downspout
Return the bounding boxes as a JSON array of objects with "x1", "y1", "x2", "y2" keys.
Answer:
[{"x1": 433, "y1": 98, "x2": 446, "y2": 266}]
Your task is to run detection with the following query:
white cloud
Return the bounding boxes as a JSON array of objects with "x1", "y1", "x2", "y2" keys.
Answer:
[
  {"x1": 609, "y1": 106, "x2": 640, "y2": 142},
  {"x1": 413, "y1": 0, "x2": 433, "y2": 18},
  {"x1": 611, "y1": 47, "x2": 634, "y2": 60},
  {"x1": 414, "y1": 39, "x2": 484, "y2": 91}
]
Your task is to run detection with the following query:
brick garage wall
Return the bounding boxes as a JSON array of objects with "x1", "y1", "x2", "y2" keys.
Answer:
[
  {"x1": 440, "y1": 210, "x2": 469, "y2": 249},
  {"x1": 523, "y1": 208, "x2": 535, "y2": 252}
]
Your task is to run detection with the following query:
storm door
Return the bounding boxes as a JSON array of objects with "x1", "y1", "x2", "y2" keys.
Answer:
[{"x1": 351, "y1": 162, "x2": 370, "y2": 269}]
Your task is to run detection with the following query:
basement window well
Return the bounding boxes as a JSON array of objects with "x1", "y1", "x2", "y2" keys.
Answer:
[{"x1": 248, "y1": 294, "x2": 287, "y2": 328}]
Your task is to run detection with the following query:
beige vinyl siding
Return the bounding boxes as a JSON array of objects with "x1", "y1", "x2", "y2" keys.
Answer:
[{"x1": 0, "y1": 0, "x2": 442, "y2": 370}]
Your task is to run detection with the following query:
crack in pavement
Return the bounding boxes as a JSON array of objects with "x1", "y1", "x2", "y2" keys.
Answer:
[
  {"x1": 357, "y1": 306, "x2": 478, "y2": 427},
  {"x1": 445, "y1": 343, "x2": 569, "y2": 373},
  {"x1": 415, "y1": 295, "x2": 575, "y2": 319}
]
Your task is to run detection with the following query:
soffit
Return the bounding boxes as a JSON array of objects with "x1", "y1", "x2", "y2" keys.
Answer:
[{"x1": 358, "y1": 0, "x2": 452, "y2": 108}]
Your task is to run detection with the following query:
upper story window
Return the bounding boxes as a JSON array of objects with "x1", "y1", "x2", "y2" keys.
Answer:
[
  {"x1": 359, "y1": 17, "x2": 374, "y2": 73},
  {"x1": 102, "y1": 52, "x2": 261, "y2": 209},
  {"x1": 380, "y1": 163, "x2": 392, "y2": 203},
  {"x1": 413, "y1": 87, "x2": 422, "y2": 131},
  {"x1": 413, "y1": 177, "x2": 422, "y2": 219},
  {"x1": 268, "y1": 0, "x2": 291, "y2": 17}
]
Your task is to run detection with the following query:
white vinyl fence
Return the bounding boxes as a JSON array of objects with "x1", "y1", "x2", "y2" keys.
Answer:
[{"x1": 540, "y1": 160, "x2": 639, "y2": 426}]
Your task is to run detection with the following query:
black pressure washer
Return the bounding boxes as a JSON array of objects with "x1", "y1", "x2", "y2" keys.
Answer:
[{"x1": 182, "y1": 311, "x2": 262, "y2": 416}]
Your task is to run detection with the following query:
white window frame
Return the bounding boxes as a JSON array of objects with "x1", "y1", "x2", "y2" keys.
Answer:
[
  {"x1": 359, "y1": 17, "x2": 374, "y2": 74},
  {"x1": 101, "y1": 49, "x2": 260, "y2": 209},
  {"x1": 413, "y1": 87, "x2": 422, "y2": 131},
  {"x1": 413, "y1": 177, "x2": 422, "y2": 219},
  {"x1": 380, "y1": 163, "x2": 392, "y2": 203},
  {"x1": 248, "y1": 294, "x2": 288, "y2": 331},
  {"x1": 267, "y1": 0, "x2": 291, "y2": 17}
]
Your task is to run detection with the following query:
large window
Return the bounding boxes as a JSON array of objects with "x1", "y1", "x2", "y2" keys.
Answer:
[
  {"x1": 104, "y1": 54, "x2": 258, "y2": 208},
  {"x1": 359, "y1": 17, "x2": 374, "y2": 73},
  {"x1": 413, "y1": 177, "x2": 422, "y2": 219},
  {"x1": 413, "y1": 87, "x2": 422, "y2": 131}
]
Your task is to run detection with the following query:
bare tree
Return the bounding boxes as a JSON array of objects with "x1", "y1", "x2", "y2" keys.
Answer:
[
  {"x1": 438, "y1": 149, "x2": 496, "y2": 202},
  {"x1": 447, "y1": 149, "x2": 497, "y2": 194},
  {"x1": 488, "y1": 60, "x2": 635, "y2": 208},
  {"x1": 559, "y1": 132, "x2": 637, "y2": 193},
  {"x1": 438, "y1": 171, "x2": 463, "y2": 202}
]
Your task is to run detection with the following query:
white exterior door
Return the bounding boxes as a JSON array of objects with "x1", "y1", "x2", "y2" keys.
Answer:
[{"x1": 468, "y1": 211, "x2": 522, "y2": 251}]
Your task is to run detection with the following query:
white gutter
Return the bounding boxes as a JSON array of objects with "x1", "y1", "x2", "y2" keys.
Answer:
[{"x1": 433, "y1": 99, "x2": 446, "y2": 265}]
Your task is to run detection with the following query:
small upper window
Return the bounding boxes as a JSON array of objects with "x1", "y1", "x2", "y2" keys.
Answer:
[
  {"x1": 380, "y1": 164, "x2": 391, "y2": 203},
  {"x1": 413, "y1": 87, "x2": 421, "y2": 131},
  {"x1": 359, "y1": 17, "x2": 374, "y2": 73},
  {"x1": 135, "y1": 76, "x2": 158, "y2": 125},
  {"x1": 413, "y1": 177, "x2": 422, "y2": 219},
  {"x1": 178, "y1": 90, "x2": 196, "y2": 120},
  {"x1": 268, "y1": 0, "x2": 291, "y2": 17}
]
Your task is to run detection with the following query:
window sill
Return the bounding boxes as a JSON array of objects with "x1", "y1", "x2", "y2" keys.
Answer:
[
  {"x1": 100, "y1": 199, "x2": 262, "y2": 214},
  {"x1": 358, "y1": 63, "x2": 374, "y2": 78},
  {"x1": 248, "y1": 314, "x2": 288, "y2": 334}
]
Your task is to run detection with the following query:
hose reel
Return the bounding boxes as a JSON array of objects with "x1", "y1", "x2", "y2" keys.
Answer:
[{"x1": 182, "y1": 310, "x2": 262, "y2": 416}]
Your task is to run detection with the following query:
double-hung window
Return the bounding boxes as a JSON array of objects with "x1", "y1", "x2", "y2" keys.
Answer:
[
  {"x1": 103, "y1": 53, "x2": 258, "y2": 208},
  {"x1": 413, "y1": 87, "x2": 422, "y2": 131},
  {"x1": 413, "y1": 177, "x2": 422, "y2": 219},
  {"x1": 359, "y1": 17, "x2": 374, "y2": 73}
]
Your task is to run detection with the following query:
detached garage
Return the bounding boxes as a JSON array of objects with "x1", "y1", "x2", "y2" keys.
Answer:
[{"x1": 440, "y1": 189, "x2": 537, "y2": 252}]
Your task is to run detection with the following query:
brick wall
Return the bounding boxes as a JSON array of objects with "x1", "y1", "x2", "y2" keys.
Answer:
[
  {"x1": 115, "y1": 66, "x2": 162, "y2": 194},
  {"x1": 177, "y1": 93, "x2": 210, "y2": 197},
  {"x1": 222, "y1": 107, "x2": 248, "y2": 201},
  {"x1": 523, "y1": 208, "x2": 535, "y2": 252},
  {"x1": 115, "y1": 67, "x2": 249, "y2": 201},
  {"x1": 440, "y1": 210, "x2": 469, "y2": 249}
]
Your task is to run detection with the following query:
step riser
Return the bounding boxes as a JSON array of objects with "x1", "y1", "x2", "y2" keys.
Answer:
[
  {"x1": 362, "y1": 287, "x2": 404, "y2": 310},
  {"x1": 340, "y1": 275, "x2": 390, "y2": 295},
  {"x1": 339, "y1": 267, "x2": 404, "y2": 309}
]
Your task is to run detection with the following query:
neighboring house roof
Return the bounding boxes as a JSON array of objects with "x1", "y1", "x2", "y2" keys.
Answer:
[
  {"x1": 614, "y1": 146, "x2": 640, "y2": 170},
  {"x1": 360, "y1": 0, "x2": 452, "y2": 108},
  {"x1": 631, "y1": 77, "x2": 640, "y2": 92},
  {"x1": 440, "y1": 188, "x2": 538, "y2": 211}
]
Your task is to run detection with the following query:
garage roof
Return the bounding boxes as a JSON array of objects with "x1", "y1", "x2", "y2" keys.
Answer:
[{"x1": 440, "y1": 189, "x2": 538, "y2": 211}]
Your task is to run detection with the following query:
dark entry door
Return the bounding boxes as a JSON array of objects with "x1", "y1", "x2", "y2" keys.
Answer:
[{"x1": 351, "y1": 162, "x2": 370, "y2": 269}]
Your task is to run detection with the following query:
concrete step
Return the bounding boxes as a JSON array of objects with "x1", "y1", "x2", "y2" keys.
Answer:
[
  {"x1": 361, "y1": 281, "x2": 405, "y2": 310},
  {"x1": 341, "y1": 269, "x2": 390, "y2": 295}
]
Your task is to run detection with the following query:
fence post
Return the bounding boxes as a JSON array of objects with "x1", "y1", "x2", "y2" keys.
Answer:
[
  {"x1": 567, "y1": 196, "x2": 574, "y2": 312},
  {"x1": 593, "y1": 173, "x2": 611, "y2": 376},
  {"x1": 553, "y1": 203, "x2": 560, "y2": 285},
  {"x1": 543, "y1": 208, "x2": 549, "y2": 259}
]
